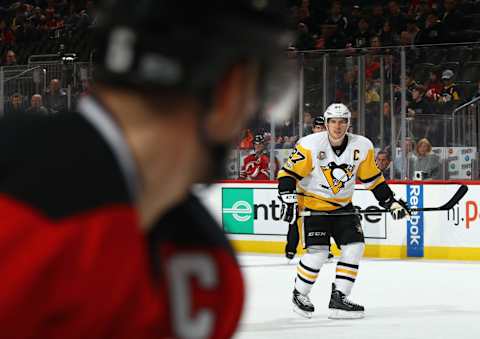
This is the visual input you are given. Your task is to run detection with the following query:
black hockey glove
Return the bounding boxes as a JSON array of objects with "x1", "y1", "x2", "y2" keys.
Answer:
[
  {"x1": 380, "y1": 197, "x2": 411, "y2": 220},
  {"x1": 279, "y1": 190, "x2": 298, "y2": 225}
]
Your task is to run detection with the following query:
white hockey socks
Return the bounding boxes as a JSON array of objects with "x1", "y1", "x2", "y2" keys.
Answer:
[
  {"x1": 335, "y1": 242, "x2": 365, "y2": 296},
  {"x1": 295, "y1": 246, "x2": 330, "y2": 295}
]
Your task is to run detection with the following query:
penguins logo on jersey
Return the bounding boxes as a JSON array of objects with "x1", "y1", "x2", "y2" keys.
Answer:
[{"x1": 320, "y1": 162, "x2": 355, "y2": 194}]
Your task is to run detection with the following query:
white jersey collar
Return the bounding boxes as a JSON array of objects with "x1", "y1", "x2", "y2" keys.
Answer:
[{"x1": 77, "y1": 95, "x2": 140, "y2": 201}]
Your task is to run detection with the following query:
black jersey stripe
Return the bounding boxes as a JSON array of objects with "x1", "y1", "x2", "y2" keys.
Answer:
[
  {"x1": 300, "y1": 260, "x2": 320, "y2": 273},
  {"x1": 297, "y1": 274, "x2": 315, "y2": 285},
  {"x1": 297, "y1": 193, "x2": 344, "y2": 207},
  {"x1": 337, "y1": 262, "x2": 359, "y2": 269},
  {"x1": 281, "y1": 167, "x2": 304, "y2": 181},
  {"x1": 358, "y1": 172, "x2": 382, "y2": 183},
  {"x1": 336, "y1": 275, "x2": 356, "y2": 282}
]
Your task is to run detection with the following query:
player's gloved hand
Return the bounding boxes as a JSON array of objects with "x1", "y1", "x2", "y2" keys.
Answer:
[
  {"x1": 279, "y1": 190, "x2": 298, "y2": 224},
  {"x1": 381, "y1": 197, "x2": 410, "y2": 220}
]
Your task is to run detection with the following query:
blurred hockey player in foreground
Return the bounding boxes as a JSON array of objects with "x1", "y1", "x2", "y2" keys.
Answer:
[
  {"x1": 278, "y1": 103, "x2": 409, "y2": 319},
  {"x1": 0, "y1": 1, "x2": 295, "y2": 338}
]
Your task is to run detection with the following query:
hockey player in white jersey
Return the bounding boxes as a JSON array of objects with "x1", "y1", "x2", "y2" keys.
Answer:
[{"x1": 277, "y1": 103, "x2": 410, "y2": 319}]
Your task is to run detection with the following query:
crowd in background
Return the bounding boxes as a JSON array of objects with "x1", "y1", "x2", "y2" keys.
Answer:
[
  {"x1": 0, "y1": 1, "x2": 94, "y2": 116},
  {"x1": 0, "y1": 1, "x2": 476, "y2": 180},
  {"x1": 0, "y1": 0, "x2": 95, "y2": 64},
  {"x1": 289, "y1": 0, "x2": 480, "y2": 51},
  {"x1": 238, "y1": 0, "x2": 480, "y2": 180}
]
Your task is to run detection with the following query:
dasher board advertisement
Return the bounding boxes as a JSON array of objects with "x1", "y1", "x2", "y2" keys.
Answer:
[{"x1": 221, "y1": 186, "x2": 387, "y2": 239}]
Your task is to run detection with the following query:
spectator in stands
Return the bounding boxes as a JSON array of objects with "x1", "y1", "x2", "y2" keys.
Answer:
[
  {"x1": 276, "y1": 118, "x2": 296, "y2": 140},
  {"x1": 425, "y1": 69, "x2": 443, "y2": 101},
  {"x1": 303, "y1": 111, "x2": 313, "y2": 135},
  {"x1": 375, "y1": 150, "x2": 392, "y2": 180},
  {"x1": 3, "y1": 50, "x2": 17, "y2": 66},
  {"x1": 44, "y1": 78, "x2": 68, "y2": 113},
  {"x1": 415, "y1": 12, "x2": 446, "y2": 45},
  {"x1": 387, "y1": 0, "x2": 408, "y2": 34},
  {"x1": 14, "y1": 14, "x2": 40, "y2": 43},
  {"x1": 315, "y1": 23, "x2": 347, "y2": 50},
  {"x1": 239, "y1": 129, "x2": 254, "y2": 149},
  {"x1": 366, "y1": 78, "x2": 380, "y2": 103},
  {"x1": 352, "y1": 16, "x2": 371, "y2": 48},
  {"x1": 379, "y1": 19, "x2": 399, "y2": 46},
  {"x1": 412, "y1": 137, "x2": 441, "y2": 179},
  {"x1": 293, "y1": 22, "x2": 315, "y2": 50},
  {"x1": 406, "y1": 17, "x2": 420, "y2": 43},
  {"x1": 0, "y1": 18, "x2": 15, "y2": 46},
  {"x1": 437, "y1": 69, "x2": 461, "y2": 106},
  {"x1": 369, "y1": 35, "x2": 382, "y2": 54},
  {"x1": 400, "y1": 30, "x2": 413, "y2": 46},
  {"x1": 441, "y1": 0, "x2": 464, "y2": 40},
  {"x1": 239, "y1": 134, "x2": 279, "y2": 180},
  {"x1": 370, "y1": 3, "x2": 386, "y2": 35},
  {"x1": 4, "y1": 92, "x2": 26, "y2": 117},
  {"x1": 408, "y1": 84, "x2": 435, "y2": 141},
  {"x1": 408, "y1": 85, "x2": 434, "y2": 116},
  {"x1": 394, "y1": 137, "x2": 417, "y2": 179},
  {"x1": 366, "y1": 55, "x2": 381, "y2": 79},
  {"x1": 324, "y1": 0, "x2": 348, "y2": 34},
  {"x1": 348, "y1": 4, "x2": 363, "y2": 36},
  {"x1": 411, "y1": 0, "x2": 432, "y2": 29},
  {"x1": 26, "y1": 94, "x2": 49, "y2": 115},
  {"x1": 85, "y1": 0, "x2": 97, "y2": 26},
  {"x1": 397, "y1": 71, "x2": 419, "y2": 102},
  {"x1": 336, "y1": 69, "x2": 358, "y2": 103},
  {"x1": 291, "y1": 0, "x2": 318, "y2": 35},
  {"x1": 28, "y1": 6, "x2": 44, "y2": 27}
]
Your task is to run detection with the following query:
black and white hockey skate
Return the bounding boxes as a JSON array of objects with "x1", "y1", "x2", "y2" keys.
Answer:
[
  {"x1": 286, "y1": 251, "x2": 295, "y2": 260},
  {"x1": 292, "y1": 289, "x2": 314, "y2": 318},
  {"x1": 328, "y1": 283, "x2": 364, "y2": 319}
]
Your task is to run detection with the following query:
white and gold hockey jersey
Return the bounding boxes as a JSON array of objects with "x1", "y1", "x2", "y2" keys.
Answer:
[{"x1": 277, "y1": 131, "x2": 384, "y2": 211}]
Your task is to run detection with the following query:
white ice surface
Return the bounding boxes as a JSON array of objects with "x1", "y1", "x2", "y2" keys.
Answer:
[{"x1": 234, "y1": 254, "x2": 480, "y2": 339}]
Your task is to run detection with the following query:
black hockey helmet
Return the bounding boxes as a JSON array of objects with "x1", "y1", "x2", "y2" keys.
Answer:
[
  {"x1": 253, "y1": 134, "x2": 265, "y2": 144},
  {"x1": 94, "y1": 0, "x2": 296, "y2": 122},
  {"x1": 313, "y1": 115, "x2": 325, "y2": 126}
]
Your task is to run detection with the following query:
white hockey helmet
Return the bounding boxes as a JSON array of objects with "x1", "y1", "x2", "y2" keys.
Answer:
[{"x1": 323, "y1": 103, "x2": 351, "y2": 124}]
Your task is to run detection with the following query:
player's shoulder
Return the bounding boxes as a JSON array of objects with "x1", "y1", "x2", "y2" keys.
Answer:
[
  {"x1": 297, "y1": 131, "x2": 328, "y2": 149},
  {"x1": 0, "y1": 112, "x2": 132, "y2": 219},
  {"x1": 348, "y1": 133, "x2": 374, "y2": 150}
]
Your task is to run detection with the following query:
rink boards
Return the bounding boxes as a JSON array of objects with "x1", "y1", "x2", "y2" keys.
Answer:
[{"x1": 197, "y1": 182, "x2": 480, "y2": 261}]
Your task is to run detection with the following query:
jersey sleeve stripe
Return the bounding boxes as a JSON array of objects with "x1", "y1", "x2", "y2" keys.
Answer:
[
  {"x1": 280, "y1": 167, "x2": 304, "y2": 181},
  {"x1": 358, "y1": 172, "x2": 382, "y2": 183},
  {"x1": 367, "y1": 176, "x2": 385, "y2": 190}
]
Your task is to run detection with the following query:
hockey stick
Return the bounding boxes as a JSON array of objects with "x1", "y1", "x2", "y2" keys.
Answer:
[{"x1": 299, "y1": 185, "x2": 468, "y2": 217}]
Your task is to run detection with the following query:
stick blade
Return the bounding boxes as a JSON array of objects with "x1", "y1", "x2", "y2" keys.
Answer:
[{"x1": 441, "y1": 185, "x2": 468, "y2": 210}]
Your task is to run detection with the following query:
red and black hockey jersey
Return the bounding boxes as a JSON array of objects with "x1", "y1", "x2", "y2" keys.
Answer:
[{"x1": 0, "y1": 97, "x2": 244, "y2": 339}]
